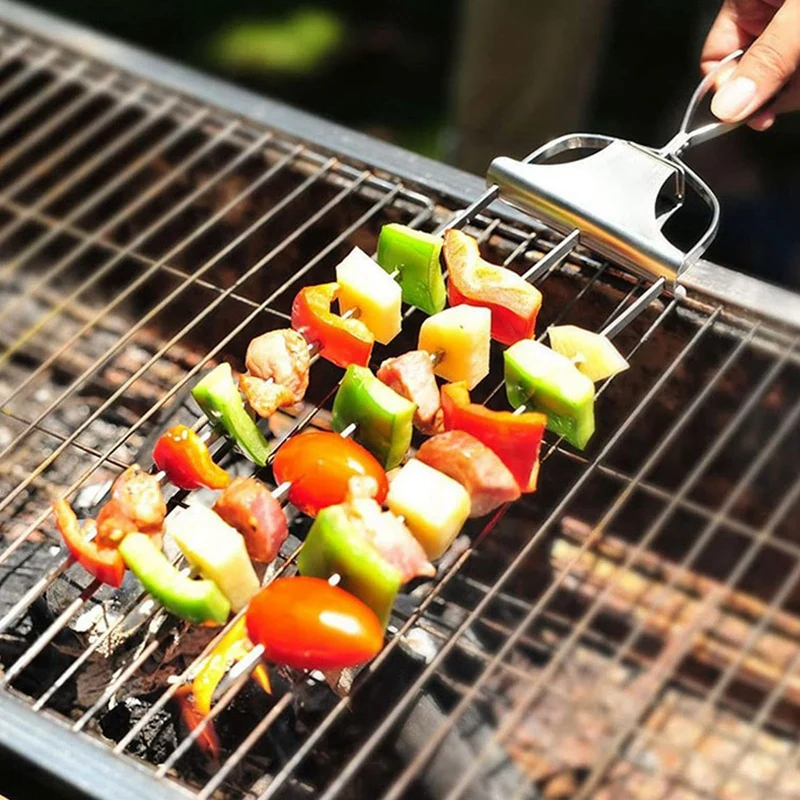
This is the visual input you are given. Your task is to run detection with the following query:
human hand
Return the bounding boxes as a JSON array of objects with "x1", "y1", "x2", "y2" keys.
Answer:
[{"x1": 702, "y1": 0, "x2": 800, "y2": 130}]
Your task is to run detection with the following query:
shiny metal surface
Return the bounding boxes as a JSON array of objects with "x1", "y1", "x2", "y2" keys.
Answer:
[
  {"x1": 0, "y1": 5, "x2": 796, "y2": 800},
  {"x1": 488, "y1": 140, "x2": 693, "y2": 280}
]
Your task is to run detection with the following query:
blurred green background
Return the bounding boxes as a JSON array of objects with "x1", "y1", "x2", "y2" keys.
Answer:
[
  {"x1": 34, "y1": 0, "x2": 459, "y2": 159},
  {"x1": 25, "y1": 0, "x2": 800, "y2": 289}
]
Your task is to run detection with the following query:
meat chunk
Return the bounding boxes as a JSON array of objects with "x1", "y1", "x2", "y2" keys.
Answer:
[
  {"x1": 377, "y1": 350, "x2": 443, "y2": 434},
  {"x1": 108, "y1": 465, "x2": 167, "y2": 534},
  {"x1": 246, "y1": 329, "x2": 310, "y2": 404},
  {"x1": 365, "y1": 511, "x2": 436, "y2": 582},
  {"x1": 344, "y1": 479, "x2": 435, "y2": 582},
  {"x1": 96, "y1": 500, "x2": 139, "y2": 545},
  {"x1": 239, "y1": 374, "x2": 295, "y2": 419},
  {"x1": 416, "y1": 431, "x2": 521, "y2": 517},
  {"x1": 214, "y1": 476, "x2": 288, "y2": 563}
]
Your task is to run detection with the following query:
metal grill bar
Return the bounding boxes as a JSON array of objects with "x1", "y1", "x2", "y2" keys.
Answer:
[
  {"x1": 624, "y1": 472, "x2": 800, "y2": 798},
  {"x1": 0, "y1": 122, "x2": 274, "y2": 407},
  {"x1": 0, "y1": 163, "x2": 391, "y2": 621},
  {"x1": 0, "y1": 94, "x2": 186, "y2": 286},
  {"x1": 0, "y1": 110, "x2": 220, "y2": 379},
  {"x1": 0, "y1": 66, "x2": 119, "y2": 175},
  {"x1": 312, "y1": 303, "x2": 710, "y2": 800},
  {"x1": 571, "y1": 376, "x2": 800, "y2": 800},
  {"x1": 0, "y1": 55, "x2": 90, "y2": 139},
  {"x1": 0, "y1": 42, "x2": 60, "y2": 106},
  {"x1": 0, "y1": 78, "x2": 150, "y2": 216},
  {"x1": 0, "y1": 198, "x2": 294, "y2": 318},
  {"x1": 386, "y1": 331, "x2": 798, "y2": 800},
  {"x1": 0, "y1": 407, "x2": 131, "y2": 468},
  {"x1": 0, "y1": 133, "x2": 293, "y2": 417},
  {"x1": 0, "y1": 16, "x2": 796, "y2": 800}
]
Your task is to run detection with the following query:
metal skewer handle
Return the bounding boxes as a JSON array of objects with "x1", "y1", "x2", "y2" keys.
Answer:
[{"x1": 486, "y1": 52, "x2": 749, "y2": 283}]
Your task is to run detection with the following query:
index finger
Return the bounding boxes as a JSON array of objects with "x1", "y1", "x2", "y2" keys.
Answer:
[{"x1": 701, "y1": 2, "x2": 756, "y2": 73}]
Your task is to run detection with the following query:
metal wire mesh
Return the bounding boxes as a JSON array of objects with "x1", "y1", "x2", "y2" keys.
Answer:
[{"x1": 0, "y1": 19, "x2": 797, "y2": 800}]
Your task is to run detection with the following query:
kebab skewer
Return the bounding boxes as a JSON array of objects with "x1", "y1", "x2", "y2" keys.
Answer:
[{"x1": 48, "y1": 224, "x2": 643, "y2": 722}]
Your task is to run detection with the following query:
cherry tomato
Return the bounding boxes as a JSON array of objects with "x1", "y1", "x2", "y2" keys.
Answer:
[
  {"x1": 272, "y1": 431, "x2": 388, "y2": 517},
  {"x1": 246, "y1": 577, "x2": 384, "y2": 670}
]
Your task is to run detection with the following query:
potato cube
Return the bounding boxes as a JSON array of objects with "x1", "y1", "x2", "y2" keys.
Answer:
[
  {"x1": 168, "y1": 504, "x2": 259, "y2": 612},
  {"x1": 418, "y1": 305, "x2": 490, "y2": 389},
  {"x1": 336, "y1": 247, "x2": 402, "y2": 344},
  {"x1": 387, "y1": 460, "x2": 470, "y2": 559}
]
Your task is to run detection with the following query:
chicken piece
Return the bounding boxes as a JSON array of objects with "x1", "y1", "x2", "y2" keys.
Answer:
[
  {"x1": 345, "y1": 478, "x2": 435, "y2": 582},
  {"x1": 239, "y1": 374, "x2": 295, "y2": 419},
  {"x1": 109, "y1": 465, "x2": 167, "y2": 534},
  {"x1": 377, "y1": 350, "x2": 443, "y2": 435},
  {"x1": 356, "y1": 499, "x2": 436, "y2": 582},
  {"x1": 245, "y1": 329, "x2": 310, "y2": 404},
  {"x1": 96, "y1": 500, "x2": 139, "y2": 545},
  {"x1": 416, "y1": 430, "x2": 521, "y2": 517},
  {"x1": 214, "y1": 476, "x2": 288, "y2": 563}
]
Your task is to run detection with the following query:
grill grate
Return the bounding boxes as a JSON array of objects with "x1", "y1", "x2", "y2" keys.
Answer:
[{"x1": 0, "y1": 14, "x2": 798, "y2": 800}]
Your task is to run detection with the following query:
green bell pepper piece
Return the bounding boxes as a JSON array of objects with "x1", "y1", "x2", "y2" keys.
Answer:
[
  {"x1": 332, "y1": 365, "x2": 415, "y2": 469},
  {"x1": 504, "y1": 340, "x2": 596, "y2": 450},
  {"x1": 298, "y1": 504, "x2": 402, "y2": 628},
  {"x1": 119, "y1": 533, "x2": 230, "y2": 625},
  {"x1": 191, "y1": 363, "x2": 270, "y2": 467},
  {"x1": 377, "y1": 224, "x2": 446, "y2": 315}
]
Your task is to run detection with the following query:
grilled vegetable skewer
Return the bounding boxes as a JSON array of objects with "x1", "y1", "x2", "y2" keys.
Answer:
[
  {"x1": 53, "y1": 221, "x2": 644, "y2": 710},
  {"x1": 299, "y1": 479, "x2": 434, "y2": 625}
]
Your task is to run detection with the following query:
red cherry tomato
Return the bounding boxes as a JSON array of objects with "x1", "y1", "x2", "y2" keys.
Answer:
[
  {"x1": 272, "y1": 431, "x2": 388, "y2": 517},
  {"x1": 246, "y1": 577, "x2": 384, "y2": 670}
]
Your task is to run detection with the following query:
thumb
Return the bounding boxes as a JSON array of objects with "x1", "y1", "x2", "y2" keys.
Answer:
[{"x1": 711, "y1": 0, "x2": 800, "y2": 122}]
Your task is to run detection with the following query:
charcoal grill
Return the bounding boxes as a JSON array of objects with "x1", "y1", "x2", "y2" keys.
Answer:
[{"x1": 0, "y1": 2, "x2": 799, "y2": 799}]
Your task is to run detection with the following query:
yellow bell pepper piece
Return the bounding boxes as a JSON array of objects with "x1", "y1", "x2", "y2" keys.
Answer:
[{"x1": 192, "y1": 616, "x2": 270, "y2": 716}]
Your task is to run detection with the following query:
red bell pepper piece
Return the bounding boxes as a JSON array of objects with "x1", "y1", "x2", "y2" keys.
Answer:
[
  {"x1": 444, "y1": 229, "x2": 542, "y2": 346},
  {"x1": 440, "y1": 382, "x2": 546, "y2": 493},
  {"x1": 291, "y1": 282, "x2": 373, "y2": 368},
  {"x1": 192, "y1": 617, "x2": 271, "y2": 717},
  {"x1": 246, "y1": 577, "x2": 384, "y2": 670},
  {"x1": 153, "y1": 425, "x2": 231, "y2": 491},
  {"x1": 52, "y1": 499, "x2": 126, "y2": 587},
  {"x1": 272, "y1": 431, "x2": 388, "y2": 517}
]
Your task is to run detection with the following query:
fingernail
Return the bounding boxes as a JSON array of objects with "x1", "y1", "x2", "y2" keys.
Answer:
[{"x1": 711, "y1": 77, "x2": 757, "y2": 120}]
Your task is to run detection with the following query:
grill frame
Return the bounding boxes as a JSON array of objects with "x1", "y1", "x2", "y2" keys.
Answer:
[{"x1": 0, "y1": 3, "x2": 797, "y2": 800}]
